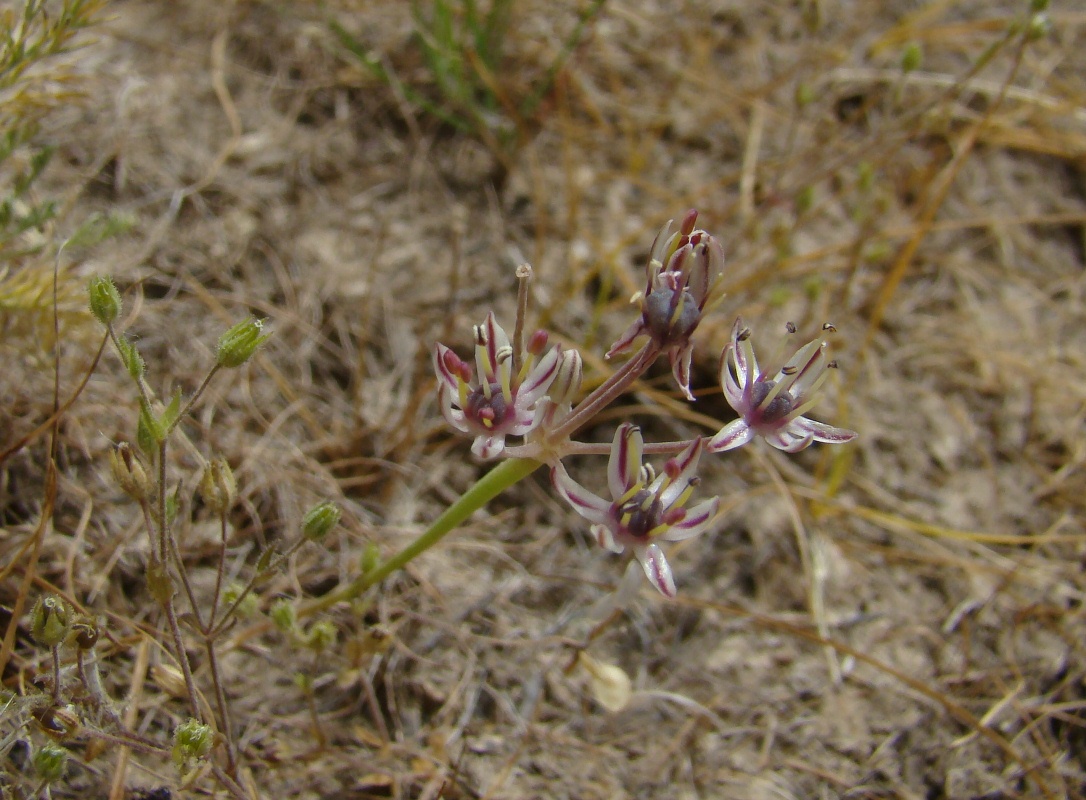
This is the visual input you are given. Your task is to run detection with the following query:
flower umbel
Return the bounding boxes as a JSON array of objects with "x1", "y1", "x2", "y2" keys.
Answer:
[
  {"x1": 552, "y1": 423, "x2": 719, "y2": 598},
  {"x1": 607, "y1": 210, "x2": 725, "y2": 401},
  {"x1": 708, "y1": 318, "x2": 858, "y2": 453},
  {"x1": 435, "y1": 311, "x2": 561, "y2": 459}
]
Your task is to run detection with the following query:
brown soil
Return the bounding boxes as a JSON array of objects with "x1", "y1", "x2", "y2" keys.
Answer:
[{"x1": 2, "y1": 1, "x2": 1085, "y2": 798}]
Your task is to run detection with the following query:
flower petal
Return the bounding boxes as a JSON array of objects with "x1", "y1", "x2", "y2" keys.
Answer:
[
  {"x1": 789, "y1": 416, "x2": 858, "y2": 445},
  {"x1": 608, "y1": 423, "x2": 643, "y2": 500},
  {"x1": 661, "y1": 497, "x2": 719, "y2": 541},
  {"x1": 517, "y1": 345, "x2": 560, "y2": 403},
  {"x1": 552, "y1": 464, "x2": 611, "y2": 525},
  {"x1": 707, "y1": 419, "x2": 754, "y2": 453},
  {"x1": 658, "y1": 437, "x2": 704, "y2": 508},
  {"x1": 635, "y1": 543, "x2": 676, "y2": 599},
  {"x1": 433, "y1": 344, "x2": 461, "y2": 390},
  {"x1": 593, "y1": 524, "x2": 624, "y2": 554},
  {"x1": 471, "y1": 434, "x2": 507, "y2": 460},
  {"x1": 766, "y1": 427, "x2": 814, "y2": 453},
  {"x1": 730, "y1": 317, "x2": 757, "y2": 382},
  {"x1": 646, "y1": 219, "x2": 677, "y2": 290},
  {"x1": 719, "y1": 345, "x2": 745, "y2": 410},
  {"x1": 437, "y1": 384, "x2": 470, "y2": 433},
  {"x1": 605, "y1": 318, "x2": 648, "y2": 360},
  {"x1": 670, "y1": 343, "x2": 695, "y2": 402},
  {"x1": 776, "y1": 338, "x2": 824, "y2": 397}
]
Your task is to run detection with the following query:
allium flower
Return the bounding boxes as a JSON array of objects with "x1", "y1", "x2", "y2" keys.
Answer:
[
  {"x1": 552, "y1": 423, "x2": 719, "y2": 598},
  {"x1": 708, "y1": 318, "x2": 857, "y2": 454},
  {"x1": 434, "y1": 312, "x2": 560, "y2": 459},
  {"x1": 607, "y1": 210, "x2": 725, "y2": 401}
]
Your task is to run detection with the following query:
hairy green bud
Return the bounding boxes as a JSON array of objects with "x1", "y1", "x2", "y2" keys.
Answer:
[
  {"x1": 30, "y1": 595, "x2": 71, "y2": 648},
  {"x1": 216, "y1": 317, "x2": 270, "y2": 368},
  {"x1": 901, "y1": 42, "x2": 922, "y2": 73},
  {"x1": 172, "y1": 718, "x2": 213, "y2": 768},
  {"x1": 303, "y1": 620, "x2": 336, "y2": 652},
  {"x1": 32, "y1": 742, "x2": 68, "y2": 782},
  {"x1": 88, "y1": 275, "x2": 121, "y2": 325},
  {"x1": 302, "y1": 501, "x2": 341, "y2": 542},
  {"x1": 198, "y1": 456, "x2": 236, "y2": 514},
  {"x1": 269, "y1": 598, "x2": 296, "y2": 633}
]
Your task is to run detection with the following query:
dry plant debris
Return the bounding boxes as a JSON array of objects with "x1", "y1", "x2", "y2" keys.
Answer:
[{"x1": 2, "y1": 0, "x2": 1085, "y2": 798}]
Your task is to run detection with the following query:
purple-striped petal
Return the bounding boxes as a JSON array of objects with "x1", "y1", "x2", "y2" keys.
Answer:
[
  {"x1": 707, "y1": 419, "x2": 754, "y2": 453},
  {"x1": 658, "y1": 437, "x2": 704, "y2": 508},
  {"x1": 607, "y1": 423, "x2": 642, "y2": 500},
  {"x1": 729, "y1": 318, "x2": 753, "y2": 381},
  {"x1": 670, "y1": 343, "x2": 695, "y2": 402},
  {"x1": 767, "y1": 427, "x2": 814, "y2": 453},
  {"x1": 517, "y1": 345, "x2": 560, "y2": 403},
  {"x1": 606, "y1": 318, "x2": 647, "y2": 360},
  {"x1": 437, "y1": 385, "x2": 470, "y2": 433},
  {"x1": 790, "y1": 416, "x2": 858, "y2": 444},
  {"x1": 719, "y1": 346, "x2": 745, "y2": 409},
  {"x1": 635, "y1": 543, "x2": 676, "y2": 599},
  {"x1": 552, "y1": 464, "x2": 611, "y2": 526},
  {"x1": 472, "y1": 434, "x2": 506, "y2": 460},
  {"x1": 593, "y1": 524, "x2": 623, "y2": 554},
  {"x1": 433, "y1": 344, "x2": 460, "y2": 391},
  {"x1": 660, "y1": 497, "x2": 719, "y2": 541}
]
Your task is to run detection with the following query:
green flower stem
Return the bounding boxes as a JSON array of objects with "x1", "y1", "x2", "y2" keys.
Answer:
[{"x1": 300, "y1": 457, "x2": 542, "y2": 618}]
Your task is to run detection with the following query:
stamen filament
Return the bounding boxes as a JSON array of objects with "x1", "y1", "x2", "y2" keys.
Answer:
[
  {"x1": 517, "y1": 353, "x2": 535, "y2": 385},
  {"x1": 670, "y1": 482, "x2": 695, "y2": 511},
  {"x1": 789, "y1": 370, "x2": 833, "y2": 418}
]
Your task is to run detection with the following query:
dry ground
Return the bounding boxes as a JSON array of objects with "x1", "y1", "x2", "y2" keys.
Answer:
[{"x1": 2, "y1": 0, "x2": 1086, "y2": 798}]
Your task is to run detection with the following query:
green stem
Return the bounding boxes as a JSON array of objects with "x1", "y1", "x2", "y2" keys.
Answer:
[{"x1": 301, "y1": 457, "x2": 542, "y2": 618}]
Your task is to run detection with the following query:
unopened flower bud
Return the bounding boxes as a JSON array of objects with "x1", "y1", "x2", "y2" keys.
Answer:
[
  {"x1": 269, "y1": 598, "x2": 296, "y2": 633},
  {"x1": 216, "y1": 317, "x2": 270, "y2": 368},
  {"x1": 172, "y1": 718, "x2": 213, "y2": 768},
  {"x1": 32, "y1": 742, "x2": 68, "y2": 782},
  {"x1": 302, "y1": 501, "x2": 341, "y2": 541},
  {"x1": 110, "y1": 442, "x2": 153, "y2": 502},
  {"x1": 303, "y1": 620, "x2": 336, "y2": 652},
  {"x1": 549, "y1": 347, "x2": 583, "y2": 406},
  {"x1": 901, "y1": 42, "x2": 922, "y2": 73},
  {"x1": 87, "y1": 276, "x2": 121, "y2": 325},
  {"x1": 30, "y1": 595, "x2": 71, "y2": 648},
  {"x1": 198, "y1": 457, "x2": 236, "y2": 514},
  {"x1": 527, "y1": 329, "x2": 549, "y2": 356}
]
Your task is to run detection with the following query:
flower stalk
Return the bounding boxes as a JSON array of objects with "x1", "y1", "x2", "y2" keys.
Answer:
[{"x1": 301, "y1": 457, "x2": 543, "y2": 615}]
